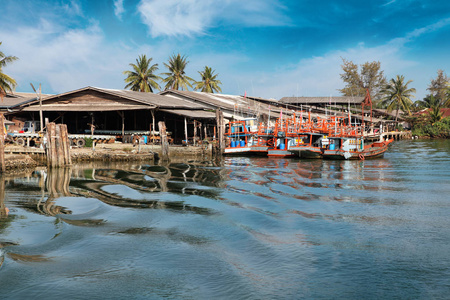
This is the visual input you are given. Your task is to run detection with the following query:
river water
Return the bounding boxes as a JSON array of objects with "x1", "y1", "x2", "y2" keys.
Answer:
[{"x1": 0, "y1": 139, "x2": 449, "y2": 299}]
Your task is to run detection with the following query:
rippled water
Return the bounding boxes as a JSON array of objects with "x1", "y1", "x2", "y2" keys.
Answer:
[{"x1": 0, "y1": 139, "x2": 449, "y2": 299}]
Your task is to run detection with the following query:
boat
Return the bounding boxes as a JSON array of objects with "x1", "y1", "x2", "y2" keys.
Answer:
[
  {"x1": 267, "y1": 116, "x2": 296, "y2": 158},
  {"x1": 224, "y1": 118, "x2": 258, "y2": 155},
  {"x1": 322, "y1": 137, "x2": 393, "y2": 160}
]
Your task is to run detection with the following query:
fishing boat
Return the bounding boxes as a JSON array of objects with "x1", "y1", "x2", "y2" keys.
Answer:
[
  {"x1": 288, "y1": 133, "x2": 325, "y2": 158},
  {"x1": 322, "y1": 137, "x2": 393, "y2": 160},
  {"x1": 249, "y1": 123, "x2": 273, "y2": 155},
  {"x1": 267, "y1": 116, "x2": 296, "y2": 158},
  {"x1": 224, "y1": 118, "x2": 258, "y2": 155},
  {"x1": 267, "y1": 133, "x2": 296, "y2": 158}
]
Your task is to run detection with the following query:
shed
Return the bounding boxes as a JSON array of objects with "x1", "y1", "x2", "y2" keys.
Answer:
[{"x1": 7, "y1": 87, "x2": 217, "y2": 144}]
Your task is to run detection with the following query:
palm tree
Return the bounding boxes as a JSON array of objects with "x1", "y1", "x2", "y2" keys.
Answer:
[
  {"x1": 380, "y1": 75, "x2": 416, "y2": 127},
  {"x1": 445, "y1": 87, "x2": 450, "y2": 108},
  {"x1": 194, "y1": 66, "x2": 222, "y2": 93},
  {"x1": 123, "y1": 55, "x2": 161, "y2": 92},
  {"x1": 414, "y1": 94, "x2": 440, "y2": 110},
  {"x1": 161, "y1": 54, "x2": 194, "y2": 91},
  {"x1": 0, "y1": 41, "x2": 18, "y2": 98}
]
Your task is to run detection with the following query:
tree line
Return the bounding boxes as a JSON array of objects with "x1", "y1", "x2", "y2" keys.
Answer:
[
  {"x1": 339, "y1": 58, "x2": 450, "y2": 136},
  {"x1": 123, "y1": 53, "x2": 222, "y2": 94}
]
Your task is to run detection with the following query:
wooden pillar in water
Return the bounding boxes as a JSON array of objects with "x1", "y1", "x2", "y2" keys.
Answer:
[
  {"x1": 46, "y1": 122, "x2": 71, "y2": 167},
  {"x1": 0, "y1": 114, "x2": 5, "y2": 173},
  {"x1": 61, "y1": 124, "x2": 71, "y2": 165},
  {"x1": 215, "y1": 109, "x2": 225, "y2": 154},
  {"x1": 158, "y1": 121, "x2": 169, "y2": 160},
  {"x1": 0, "y1": 176, "x2": 8, "y2": 218}
]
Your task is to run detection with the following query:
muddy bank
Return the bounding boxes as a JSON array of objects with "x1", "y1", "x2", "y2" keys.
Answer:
[
  {"x1": 2, "y1": 144, "x2": 214, "y2": 173},
  {"x1": 3, "y1": 154, "x2": 38, "y2": 172}
]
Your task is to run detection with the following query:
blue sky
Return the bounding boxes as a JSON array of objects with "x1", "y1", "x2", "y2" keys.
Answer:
[{"x1": 1, "y1": 0, "x2": 449, "y2": 100}]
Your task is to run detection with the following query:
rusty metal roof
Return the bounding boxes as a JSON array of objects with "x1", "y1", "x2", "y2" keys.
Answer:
[
  {"x1": 159, "y1": 109, "x2": 216, "y2": 119},
  {"x1": 279, "y1": 96, "x2": 364, "y2": 105}
]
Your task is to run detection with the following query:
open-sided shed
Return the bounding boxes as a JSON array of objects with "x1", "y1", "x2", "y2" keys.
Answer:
[{"x1": 7, "y1": 86, "x2": 217, "y2": 144}]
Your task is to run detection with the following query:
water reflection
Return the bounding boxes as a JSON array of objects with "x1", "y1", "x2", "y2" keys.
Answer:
[{"x1": 1, "y1": 140, "x2": 449, "y2": 299}]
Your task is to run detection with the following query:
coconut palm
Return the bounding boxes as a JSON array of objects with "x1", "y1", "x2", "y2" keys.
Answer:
[
  {"x1": 445, "y1": 87, "x2": 450, "y2": 108},
  {"x1": 161, "y1": 54, "x2": 194, "y2": 91},
  {"x1": 194, "y1": 66, "x2": 222, "y2": 93},
  {"x1": 414, "y1": 94, "x2": 440, "y2": 110},
  {"x1": 123, "y1": 54, "x2": 161, "y2": 92},
  {"x1": 380, "y1": 75, "x2": 416, "y2": 126},
  {"x1": 0, "y1": 41, "x2": 18, "y2": 97}
]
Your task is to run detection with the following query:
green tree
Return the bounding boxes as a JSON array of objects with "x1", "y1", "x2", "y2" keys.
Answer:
[
  {"x1": 444, "y1": 86, "x2": 450, "y2": 108},
  {"x1": 338, "y1": 58, "x2": 387, "y2": 103},
  {"x1": 123, "y1": 54, "x2": 161, "y2": 92},
  {"x1": 162, "y1": 54, "x2": 194, "y2": 91},
  {"x1": 427, "y1": 69, "x2": 449, "y2": 106},
  {"x1": 380, "y1": 75, "x2": 416, "y2": 127},
  {"x1": 414, "y1": 94, "x2": 440, "y2": 110},
  {"x1": 0, "y1": 41, "x2": 18, "y2": 97},
  {"x1": 194, "y1": 66, "x2": 222, "y2": 93}
]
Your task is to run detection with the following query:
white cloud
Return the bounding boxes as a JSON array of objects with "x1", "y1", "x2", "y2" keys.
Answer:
[
  {"x1": 137, "y1": 0, "x2": 289, "y2": 37},
  {"x1": 138, "y1": 0, "x2": 214, "y2": 37},
  {"x1": 223, "y1": 18, "x2": 450, "y2": 101},
  {"x1": 62, "y1": 0, "x2": 83, "y2": 16},
  {"x1": 0, "y1": 19, "x2": 168, "y2": 94},
  {"x1": 114, "y1": 0, "x2": 125, "y2": 20}
]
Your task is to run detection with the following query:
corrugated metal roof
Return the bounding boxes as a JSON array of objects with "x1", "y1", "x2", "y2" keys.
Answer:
[
  {"x1": 15, "y1": 87, "x2": 208, "y2": 111},
  {"x1": 92, "y1": 87, "x2": 205, "y2": 109},
  {"x1": 159, "y1": 109, "x2": 216, "y2": 119},
  {"x1": 0, "y1": 92, "x2": 40, "y2": 109},
  {"x1": 279, "y1": 96, "x2": 364, "y2": 104},
  {"x1": 159, "y1": 90, "x2": 292, "y2": 120}
]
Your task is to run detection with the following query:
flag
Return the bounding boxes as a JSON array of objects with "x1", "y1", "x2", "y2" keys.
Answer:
[{"x1": 244, "y1": 91, "x2": 247, "y2": 98}]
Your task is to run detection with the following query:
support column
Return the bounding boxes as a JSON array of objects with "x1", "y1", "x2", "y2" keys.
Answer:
[
  {"x1": 215, "y1": 109, "x2": 225, "y2": 154},
  {"x1": 184, "y1": 117, "x2": 188, "y2": 146},
  {"x1": 46, "y1": 123, "x2": 71, "y2": 168},
  {"x1": 0, "y1": 114, "x2": 5, "y2": 173},
  {"x1": 158, "y1": 121, "x2": 169, "y2": 161}
]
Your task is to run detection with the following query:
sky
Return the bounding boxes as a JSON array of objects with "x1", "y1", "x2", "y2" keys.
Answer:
[{"x1": 1, "y1": 0, "x2": 449, "y2": 101}]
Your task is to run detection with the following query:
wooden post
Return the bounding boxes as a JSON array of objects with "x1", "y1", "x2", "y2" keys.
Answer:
[
  {"x1": 215, "y1": 109, "x2": 225, "y2": 154},
  {"x1": 46, "y1": 123, "x2": 71, "y2": 167},
  {"x1": 193, "y1": 120, "x2": 197, "y2": 146},
  {"x1": 120, "y1": 111, "x2": 125, "y2": 138},
  {"x1": 55, "y1": 124, "x2": 64, "y2": 166},
  {"x1": 0, "y1": 176, "x2": 8, "y2": 218},
  {"x1": 60, "y1": 124, "x2": 71, "y2": 165},
  {"x1": 158, "y1": 121, "x2": 169, "y2": 160},
  {"x1": 46, "y1": 123, "x2": 56, "y2": 167},
  {"x1": 151, "y1": 110, "x2": 155, "y2": 136},
  {"x1": 0, "y1": 114, "x2": 5, "y2": 173},
  {"x1": 184, "y1": 117, "x2": 188, "y2": 146}
]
